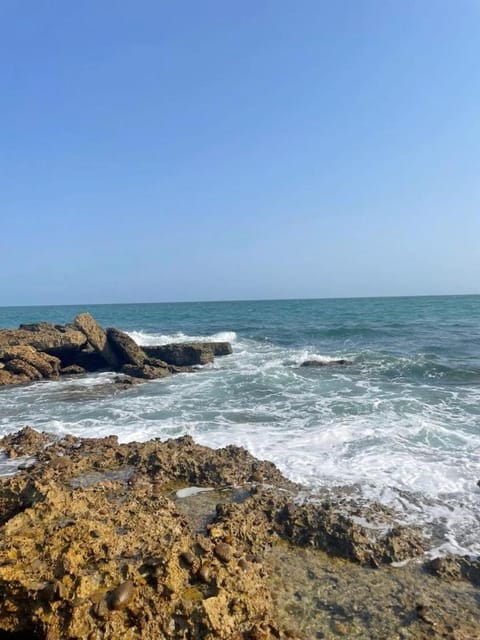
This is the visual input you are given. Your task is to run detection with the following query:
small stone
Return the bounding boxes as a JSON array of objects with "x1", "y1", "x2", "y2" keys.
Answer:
[
  {"x1": 180, "y1": 551, "x2": 195, "y2": 566},
  {"x1": 238, "y1": 558, "x2": 250, "y2": 572},
  {"x1": 198, "y1": 563, "x2": 211, "y2": 583},
  {"x1": 214, "y1": 542, "x2": 233, "y2": 563},
  {"x1": 108, "y1": 580, "x2": 134, "y2": 610}
]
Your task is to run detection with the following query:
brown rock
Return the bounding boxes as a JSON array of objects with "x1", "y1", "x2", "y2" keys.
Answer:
[
  {"x1": 5, "y1": 358, "x2": 43, "y2": 380},
  {"x1": 60, "y1": 364, "x2": 86, "y2": 376},
  {"x1": 214, "y1": 542, "x2": 233, "y2": 563},
  {"x1": 106, "y1": 328, "x2": 146, "y2": 366},
  {"x1": 0, "y1": 345, "x2": 60, "y2": 379},
  {"x1": 74, "y1": 313, "x2": 121, "y2": 369},
  {"x1": 108, "y1": 580, "x2": 134, "y2": 610},
  {"x1": 0, "y1": 323, "x2": 86, "y2": 354},
  {"x1": 121, "y1": 364, "x2": 171, "y2": 380}
]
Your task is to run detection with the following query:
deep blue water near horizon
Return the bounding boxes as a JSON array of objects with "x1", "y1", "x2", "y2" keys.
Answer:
[{"x1": 1, "y1": 295, "x2": 480, "y2": 556}]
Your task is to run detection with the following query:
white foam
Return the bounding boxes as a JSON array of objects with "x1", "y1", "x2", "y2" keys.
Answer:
[{"x1": 127, "y1": 330, "x2": 237, "y2": 346}]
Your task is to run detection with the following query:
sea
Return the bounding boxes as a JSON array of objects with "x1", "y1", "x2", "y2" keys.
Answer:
[{"x1": 1, "y1": 296, "x2": 479, "y2": 557}]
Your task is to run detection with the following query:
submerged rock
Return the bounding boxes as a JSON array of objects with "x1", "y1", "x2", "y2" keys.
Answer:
[{"x1": 300, "y1": 358, "x2": 350, "y2": 367}]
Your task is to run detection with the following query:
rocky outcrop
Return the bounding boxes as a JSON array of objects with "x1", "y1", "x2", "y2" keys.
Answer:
[
  {"x1": 106, "y1": 328, "x2": 146, "y2": 366},
  {"x1": 74, "y1": 313, "x2": 122, "y2": 369},
  {"x1": 0, "y1": 314, "x2": 233, "y2": 387},
  {"x1": 143, "y1": 342, "x2": 232, "y2": 367},
  {"x1": 0, "y1": 428, "x2": 476, "y2": 639},
  {"x1": 0, "y1": 345, "x2": 61, "y2": 386},
  {"x1": 0, "y1": 323, "x2": 86, "y2": 354}
]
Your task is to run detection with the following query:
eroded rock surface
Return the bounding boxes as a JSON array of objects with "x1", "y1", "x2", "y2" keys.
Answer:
[{"x1": 0, "y1": 430, "x2": 477, "y2": 639}]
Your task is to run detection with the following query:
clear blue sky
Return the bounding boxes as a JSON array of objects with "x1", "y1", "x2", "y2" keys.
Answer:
[{"x1": 1, "y1": 1, "x2": 479, "y2": 305}]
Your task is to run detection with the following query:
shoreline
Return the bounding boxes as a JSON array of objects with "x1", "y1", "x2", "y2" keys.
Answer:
[{"x1": 0, "y1": 427, "x2": 478, "y2": 639}]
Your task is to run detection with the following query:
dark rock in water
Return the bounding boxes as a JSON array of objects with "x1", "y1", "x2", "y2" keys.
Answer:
[
  {"x1": 74, "y1": 313, "x2": 121, "y2": 369},
  {"x1": 143, "y1": 341, "x2": 232, "y2": 366},
  {"x1": 121, "y1": 363, "x2": 171, "y2": 380},
  {"x1": 0, "y1": 323, "x2": 86, "y2": 354},
  {"x1": 60, "y1": 365, "x2": 86, "y2": 376},
  {"x1": 301, "y1": 358, "x2": 349, "y2": 367},
  {"x1": 106, "y1": 327, "x2": 146, "y2": 367}
]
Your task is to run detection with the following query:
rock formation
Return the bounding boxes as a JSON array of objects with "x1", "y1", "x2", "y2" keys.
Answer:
[
  {"x1": 0, "y1": 427, "x2": 478, "y2": 639},
  {"x1": 0, "y1": 314, "x2": 233, "y2": 387}
]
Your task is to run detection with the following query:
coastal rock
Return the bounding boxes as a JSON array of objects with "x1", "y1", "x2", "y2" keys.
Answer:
[
  {"x1": 143, "y1": 341, "x2": 232, "y2": 366},
  {"x1": 0, "y1": 323, "x2": 86, "y2": 354},
  {"x1": 300, "y1": 358, "x2": 349, "y2": 367},
  {"x1": 121, "y1": 363, "x2": 171, "y2": 380},
  {"x1": 106, "y1": 327, "x2": 146, "y2": 366},
  {"x1": 60, "y1": 364, "x2": 86, "y2": 375},
  {"x1": 0, "y1": 428, "x2": 478, "y2": 639},
  {"x1": 0, "y1": 345, "x2": 60, "y2": 379},
  {"x1": 74, "y1": 313, "x2": 121, "y2": 369}
]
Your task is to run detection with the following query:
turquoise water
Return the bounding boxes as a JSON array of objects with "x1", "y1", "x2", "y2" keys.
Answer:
[{"x1": 1, "y1": 296, "x2": 480, "y2": 554}]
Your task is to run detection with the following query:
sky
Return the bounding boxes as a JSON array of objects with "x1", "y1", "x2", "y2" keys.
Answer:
[{"x1": 1, "y1": 0, "x2": 479, "y2": 305}]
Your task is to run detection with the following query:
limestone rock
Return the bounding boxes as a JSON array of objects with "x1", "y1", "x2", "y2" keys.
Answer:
[
  {"x1": 106, "y1": 327, "x2": 146, "y2": 366},
  {"x1": 0, "y1": 345, "x2": 60, "y2": 379},
  {"x1": 74, "y1": 313, "x2": 121, "y2": 369},
  {"x1": 0, "y1": 323, "x2": 86, "y2": 354}
]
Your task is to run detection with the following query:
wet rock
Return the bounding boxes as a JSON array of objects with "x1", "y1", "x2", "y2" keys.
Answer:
[
  {"x1": 60, "y1": 364, "x2": 86, "y2": 375},
  {"x1": 300, "y1": 359, "x2": 349, "y2": 367},
  {"x1": 106, "y1": 328, "x2": 146, "y2": 367},
  {"x1": 121, "y1": 363, "x2": 171, "y2": 380},
  {"x1": 74, "y1": 312, "x2": 121, "y2": 369},
  {"x1": 143, "y1": 341, "x2": 232, "y2": 366}
]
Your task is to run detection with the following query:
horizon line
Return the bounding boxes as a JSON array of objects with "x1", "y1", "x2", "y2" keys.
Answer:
[{"x1": 1, "y1": 291, "x2": 479, "y2": 309}]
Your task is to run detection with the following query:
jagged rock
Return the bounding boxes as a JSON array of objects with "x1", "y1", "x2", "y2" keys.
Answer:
[
  {"x1": 143, "y1": 341, "x2": 232, "y2": 366},
  {"x1": 0, "y1": 323, "x2": 86, "y2": 354},
  {"x1": 301, "y1": 358, "x2": 349, "y2": 367},
  {"x1": 74, "y1": 313, "x2": 121, "y2": 369},
  {"x1": 4, "y1": 358, "x2": 43, "y2": 380},
  {"x1": 424, "y1": 555, "x2": 480, "y2": 586},
  {"x1": 121, "y1": 363, "x2": 171, "y2": 380},
  {"x1": 0, "y1": 345, "x2": 60, "y2": 379},
  {"x1": 106, "y1": 327, "x2": 146, "y2": 366}
]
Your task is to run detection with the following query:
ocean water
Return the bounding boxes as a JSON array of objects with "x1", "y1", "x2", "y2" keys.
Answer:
[{"x1": 1, "y1": 296, "x2": 480, "y2": 556}]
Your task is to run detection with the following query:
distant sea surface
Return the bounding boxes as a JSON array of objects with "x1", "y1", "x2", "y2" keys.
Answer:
[{"x1": 1, "y1": 296, "x2": 480, "y2": 556}]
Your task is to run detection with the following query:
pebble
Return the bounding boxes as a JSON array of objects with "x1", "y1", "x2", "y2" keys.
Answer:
[
  {"x1": 238, "y1": 558, "x2": 250, "y2": 572},
  {"x1": 198, "y1": 563, "x2": 211, "y2": 583},
  {"x1": 109, "y1": 580, "x2": 134, "y2": 610},
  {"x1": 180, "y1": 551, "x2": 195, "y2": 566},
  {"x1": 214, "y1": 542, "x2": 233, "y2": 563}
]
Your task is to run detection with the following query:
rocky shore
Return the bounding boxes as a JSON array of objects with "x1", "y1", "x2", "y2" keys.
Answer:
[
  {"x1": 0, "y1": 427, "x2": 479, "y2": 639},
  {"x1": 0, "y1": 313, "x2": 233, "y2": 387}
]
